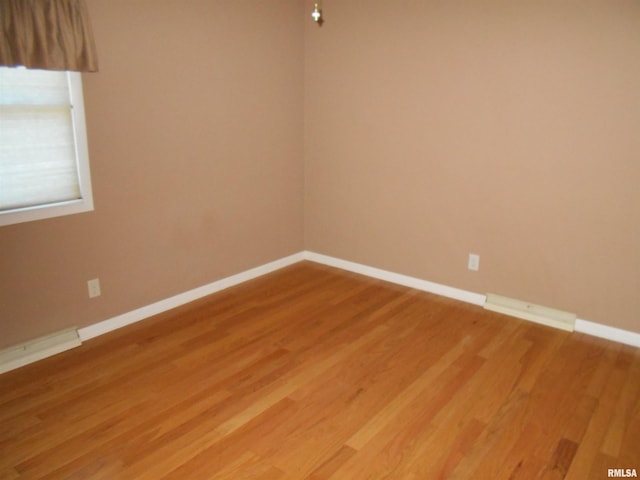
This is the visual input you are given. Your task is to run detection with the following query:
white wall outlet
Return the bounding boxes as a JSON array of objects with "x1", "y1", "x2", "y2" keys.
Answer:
[
  {"x1": 87, "y1": 278, "x2": 101, "y2": 298},
  {"x1": 468, "y1": 253, "x2": 480, "y2": 271}
]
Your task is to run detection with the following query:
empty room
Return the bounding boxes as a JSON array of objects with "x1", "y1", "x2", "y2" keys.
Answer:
[{"x1": 0, "y1": 1, "x2": 638, "y2": 478}]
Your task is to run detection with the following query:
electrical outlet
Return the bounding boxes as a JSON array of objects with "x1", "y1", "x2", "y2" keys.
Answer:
[
  {"x1": 468, "y1": 253, "x2": 480, "y2": 271},
  {"x1": 87, "y1": 278, "x2": 101, "y2": 298}
]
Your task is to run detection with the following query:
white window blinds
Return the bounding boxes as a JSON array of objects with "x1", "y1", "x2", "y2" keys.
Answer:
[{"x1": 0, "y1": 67, "x2": 92, "y2": 226}]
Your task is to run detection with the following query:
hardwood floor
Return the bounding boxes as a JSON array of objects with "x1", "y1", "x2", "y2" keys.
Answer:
[{"x1": 1, "y1": 261, "x2": 638, "y2": 479}]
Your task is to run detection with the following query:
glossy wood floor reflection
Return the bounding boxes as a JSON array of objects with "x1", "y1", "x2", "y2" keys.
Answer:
[{"x1": 1, "y1": 262, "x2": 639, "y2": 479}]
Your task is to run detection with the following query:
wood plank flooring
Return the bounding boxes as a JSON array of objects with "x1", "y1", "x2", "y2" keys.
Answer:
[{"x1": 1, "y1": 261, "x2": 638, "y2": 479}]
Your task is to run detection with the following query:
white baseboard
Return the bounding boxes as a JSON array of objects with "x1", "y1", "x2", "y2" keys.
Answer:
[
  {"x1": 77, "y1": 252, "x2": 305, "y2": 342},
  {"x1": 575, "y1": 319, "x2": 640, "y2": 348},
  {"x1": 77, "y1": 251, "x2": 484, "y2": 344},
  {"x1": 303, "y1": 251, "x2": 487, "y2": 306},
  {"x1": 5, "y1": 250, "x2": 635, "y2": 376},
  {"x1": 303, "y1": 251, "x2": 639, "y2": 348},
  {"x1": 0, "y1": 328, "x2": 81, "y2": 374},
  {"x1": 72, "y1": 249, "x2": 637, "y2": 349}
]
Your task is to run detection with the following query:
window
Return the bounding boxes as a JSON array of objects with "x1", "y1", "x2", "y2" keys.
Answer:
[{"x1": 0, "y1": 67, "x2": 93, "y2": 226}]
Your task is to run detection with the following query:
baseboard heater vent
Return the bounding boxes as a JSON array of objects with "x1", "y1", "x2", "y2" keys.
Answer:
[
  {"x1": 0, "y1": 328, "x2": 82, "y2": 375},
  {"x1": 484, "y1": 294, "x2": 576, "y2": 332}
]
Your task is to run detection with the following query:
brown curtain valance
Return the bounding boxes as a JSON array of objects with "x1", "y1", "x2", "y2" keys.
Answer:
[{"x1": 0, "y1": 0, "x2": 98, "y2": 72}]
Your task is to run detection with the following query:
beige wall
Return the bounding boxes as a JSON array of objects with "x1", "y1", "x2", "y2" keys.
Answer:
[
  {"x1": 2, "y1": 0, "x2": 639, "y2": 350},
  {"x1": 0, "y1": 0, "x2": 304, "y2": 349},
  {"x1": 304, "y1": 1, "x2": 640, "y2": 332}
]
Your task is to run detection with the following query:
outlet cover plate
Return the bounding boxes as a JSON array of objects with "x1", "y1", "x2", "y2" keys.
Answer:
[
  {"x1": 88, "y1": 278, "x2": 101, "y2": 298},
  {"x1": 468, "y1": 254, "x2": 480, "y2": 271}
]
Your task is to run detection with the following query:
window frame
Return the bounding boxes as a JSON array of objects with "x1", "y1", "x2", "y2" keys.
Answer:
[{"x1": 0, "y1": 71, "x2": 94, "y2": 227}]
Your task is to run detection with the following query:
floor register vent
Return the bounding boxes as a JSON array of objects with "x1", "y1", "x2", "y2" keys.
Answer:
[
  {"x1": 0, "y1": 328, "x2": 82, "y2": 375},
  {"x1": 484, "y1": 294, "x2": 576, "y2": 332}
]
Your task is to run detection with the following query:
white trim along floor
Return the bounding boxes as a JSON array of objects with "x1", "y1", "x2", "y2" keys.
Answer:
[{"x1": 3, "y1": 251, "x2": 637, "y2": 375}]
